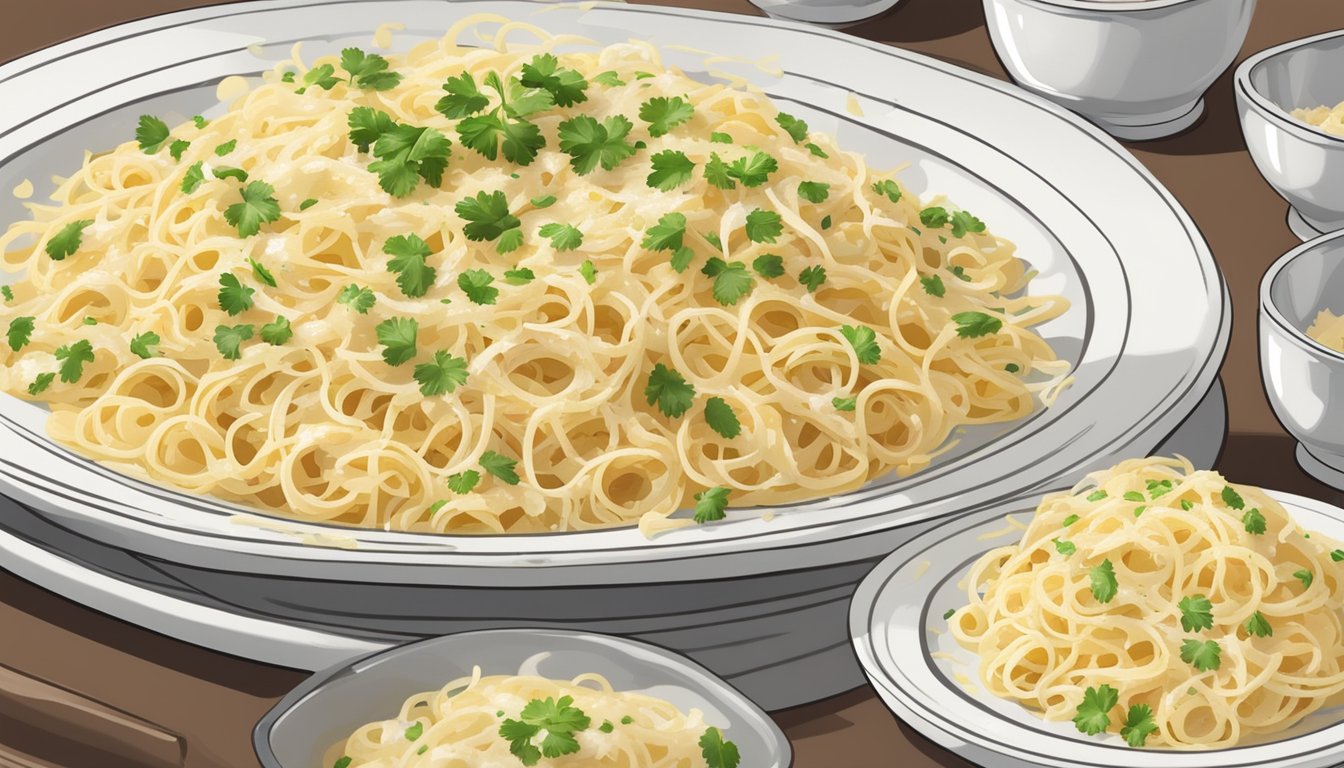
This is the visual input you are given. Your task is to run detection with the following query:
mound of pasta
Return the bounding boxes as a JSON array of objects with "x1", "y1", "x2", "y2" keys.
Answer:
[
  {"x1": 326, "y1": 667, "x2": 740, "y2": 767},
  {"x1": 0, "y1": 16, "x2": 1067, "y2": 534},
  {"x1": 951, "y1": 456, "x2": 1344, "y2": 749}
]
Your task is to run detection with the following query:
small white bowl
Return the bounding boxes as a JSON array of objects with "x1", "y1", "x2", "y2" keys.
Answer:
[
  {"x1": 1260, "y1": 229, "x2": 1344, "y2": 488},
  {"x1": 746, "y1": 0, "x2": 909, "y2": 27},
  {"x1": 984, "y1": 0, "x2": 1256, "y2": 141},
  {"x1": 1237, "y1": 29, "x2": 1344, "y2": 241}
]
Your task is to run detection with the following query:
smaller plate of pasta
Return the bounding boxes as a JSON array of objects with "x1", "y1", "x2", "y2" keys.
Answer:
[
  {"x1": 850, "y1": 457, "x2": 1344, "y2": 768},
  {"x1": 253, "y1": 628, "x2": 790, "y2": 768}
]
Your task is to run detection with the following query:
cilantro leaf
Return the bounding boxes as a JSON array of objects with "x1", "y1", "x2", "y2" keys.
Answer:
[
  {"x1": 447, "y1": 469, "x2": 480, "y2": 494},
  {"x1": 798, "y1": 181, "x2": 830, "y2": 203},
  {"x1": 710, "y1": 131, "x2": 732, "y2": 144},
  {"x1": 480, "y1": 450, "x2": 520, "y2": 485},
  {"x1": 505, "y1": 267, "x2": 535, "y2": 285},
  {"x1": 213, "y1": 166, "x2": 248, "y2": 182},
  {"x1": 414, "y1": 350, "x2": 469, "y2": 396},
  {"x1": 707, "y1": 259, "x2": 752, "y2": 306},
  {"x1": 456, "y1": 191, "x2": 521, "y2": 244},
  {"x1": 1180, "y1": 638, "x2": 1221, "y2": 672},
  {"x1": 1063, "y1": 513, "x2": 1081, "y2": 525},
  {"x1": 520, "y1": 54, "x2": 589, "y2": 107},
  {"x1": 647, "y1": 150, "x2": 695, "y2": 191},
  {"x1": 1072, "y1": 684, "x2": 1118, "y2": 736},
  {"x1": 1124, "y1": 491, "x2": 1146, "y2": 502},
  {"x1": 192, "y1": 115, "x2": 208, "y2": 129},
  {"x1": 841, "y1": 325, "x2": 881, "y2": 365},
  {"x1": 217, "y1": 273, "x2": 255, "y2": 315},
  {"x1": 952, "y1": 311, "x2": 1002, "y2": 338},
  {"x1": 499, "y1": 718, "x2": 543, "y2": 767},
  {"x1": 213, "y1": 324, "x2": 252, "y2": 360},
  {"x1": 340, "y1": 47, "x2": 402, "y2": 90},
  {"x1": 214, "y1": 139, "x2": 237, "y2": 157},
  {"x1": 436, "y1": 72, "x2": 490, "y2": 118},
  {"x1": 1, "y1": 285, "x2": 11, "y2": 303},
  {"x1": 457, "y1": 113, "x2": 545, "y2": 166},
  {"x1": 699, "y1": 726, "x2": 741, "y2": 768},
  {"x1": 1053, "y1": 538, "x2": 1076, "y2": 556},
  {"x1": 1146, "y1": 479, "x2": 1173, "y2": 498},
  {"x1": 705, "y1": 396, "x2": 741, "y2": 439},
  {"x1": 669, "y1": 247, "x2": 694, "y2": 273},
  {"x1": 920, "y1": 206, "x2": 950, "y2": 228},
  {"x1": 872, "y1": 179, "x2": 901, "y2": 203},
  {"x1": 645, "y1": 362, "x2": 695, "y2": 418},
  {"x1": 223, "y1": 181, "x2": 281, "y2": 237},
  {"x1": 375, "y1": 317, "x2": 418, "y2": 366},
  {"x1": 6, "y1": 316, "x2": 34, "y2": 351},
  {"x1": 727, "y1": 151, "x2": 777, "y2": 188},
  {"x1": 45, "y1": 220, "x2": 93, "y2": 260},
  {"x1": 530, "y1": 195, "x2": 556, "y2": 209},
  {"x1": 458, "y1": 269, "x2": 499, "y2": 305},
  {"x1": 27, "y1": 372, "x2": 55, "y2": 396},
  {"x1": 297, "y1": 63, "x2": 339, "y2": 93},
  {"x1": 1221, "y1": 486, "x2": 1245, "y2": 510},
  {"x1": 169, "y1": 139, "x2": 190, "y2": 161},
  {"x1": 129, "y1": 331, "x2": 160, "y2": 359},
  {"x1": 497, "y1": 228, "x2": 524, "y2": 254},
  {"x1": 181, "y1": 162, "x2": 206, "y2": 194},
  {"x1": 1120, "y1": 704, "x2": 1157, "y2": 748},
  {"x1": 260, "y1": 315, "x2": 292, "y2": 345},
  {"x1": 703, "y1": 232, "x2": 723, "y2": 250},
  {"x1": 1295, "y1": 569, "x2": 1313, "y2": 589},
  {"x1": 806, "y1": 142, "x2": 828, "y2": 158},
  {"x1": 557, "y1": 115, "x2": 637, "y2": 174},
  {"x1": 579, "y1": 260, "x2": 597, "y2": 285},
  {"x1": 369, "y1": 123, "x2": 452, "y2": 195},
  {"x1": 694, "y1": 486, "x2": 730, "y2": 524},
  {"x1": 249, "y1": 257, "x2": 277, "y2": 287},
  {"x1": 799, "y1": 265, "x2": 826, "y2": 293},
  {"x1": 775, "y1": 112, "x2": 808, "y2": 143},
  {"x1": 1178, "y1": 594, "x2": 1214, "y2": 633},
  {"x1": 921, "y1": 275, "x2": 945, "y2": 297},
  {"x1": 384, "y1": 234, "x2": 437, "y2": 298},
  {"x1": 951, "y1": 210, "x2": 987, "y2": 238},
  {"x1": 539, "y1": 222, "x2": 583, "y2": 251},
  {"x1": 1089, "y1": 558, "x2": 1118, "y2": 603},
  {"x1": 639, "y1": 96, "x2": 694, "y2": 137},
  {"x1": 1245, "y1": 611, "x2": 1273, "y2": 638},
  {"x1": 745, "y1": 209, "x2": 783, "y2": 244},
  {"x1": 752, "y1": 253, "x2": 784, "y2": 278},
  {"x1": 642, "y1": 212, "x2": 686, "y2": 252},
  {"x1": 337, "y1": 284, "x2": 376, "y2": 313},
  {"x1": 833, "y1": 396, "x2": 857, "y2": 411},
  {"x1": 592, "y1": 70, "x2": 624, "y2": 87},
  {"x1": 135, "y1": 115, "x2": 170, "y2": 153},
  {"x1": 704, "y1": 153, "x2": 734, "y2": 190},
  {"x1": 1243, "y1": 508, "x2": 1267, "y2": 535}
]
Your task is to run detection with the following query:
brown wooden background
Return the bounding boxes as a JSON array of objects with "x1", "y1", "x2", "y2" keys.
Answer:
[{"x1": 2, "y1": 1, "x2": 1343, "y2": 765}]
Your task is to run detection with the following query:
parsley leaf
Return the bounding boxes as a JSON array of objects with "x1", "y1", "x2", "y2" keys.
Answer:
[
  {"x1": 642, "y1": 212, "x2": 686, "y2": 252},
  {"x1": 579, "y1": 260, "x2": 597, "y2": 285},
  {"x1": 645, "y1": 363, "x2": 695, "y2": 418},
  {"x1": 27, "y1": 372, "x2": 55, "y2": 396},
  {"x1": 557, "y1": 115, "x2": 637, "y2": 174},
  {"x1": 798, "y1": 181, "x2": 830, "y2": 204},
  {"x1": 806, "y1": 142, "x2": 828, "y2": 158},
  {"x1": 1086, "y1": 491, "x2": 1107, "y2": 502},
  {"x1": 223, "y1": 181, "x2": 281, "y2": 238},
  {"x1": 213, "y1": 166, "x2": 248, "y2": 182},
  {"x1": 217, "y1": 273, "x2": 255, "y2": 315},
  {"x1": 951, "y1": 210, "x2": 987, "y2": 238},
  {"x1": 1295, "y1": 569, "x2": 1313, "y2": 589},
  {"x1": 213, "y1": 324, "x2": 252, "y2": 360},
  {"x1": 694, "y1": 486, "x2": 730, "y2": 523},
  {"x1": 699, "y1": 726, "x2": 741, "y2": 768},
  {"x1": 135, "y1": 115, "x2": 170, "y2": 153},
  {"x1": 7, "y1": 316, "x2": 34, "y2": 351},
  {"x1": 457, "y1": 113, "x2": 545, "y2": 166},
  {"x1": 775, "y1": 112, "x2": 808, "y2": 143},
  {"x1": 1245, "y1": 611, "x2": 1273, "y2": 638},
  {"x1": 872, "y1": 179, "x2": 901, "y2": 203},
  {"x1": 799, "y1": 265, "x2": 826, "y2": 292},
  {"x1": 832, "y1": 396, "x2": 857, "y2": 411},
  {"x1": 539, "y1": 222, "x2": 583, "y2": 251},
  {"x1": 447, "y1": 469, "x2": 480, "y2": 494},
  {"x1": 169, "y1": 139, "x2": 190, "y2": 161},
  {"x1": 129, "y1": 331, "x2": 160, "y2": 359},
  {"x1": 1146, "y1": 479, "x2": 1173, "y2": 498},
  {"x1": 710, "y1": 131, "x2": 732, "y2": 144},
  {"x1": 1124, "y1": 491, "x2": 1145, "y2": 502},
  {"x1": 1221, "y1": 486, "x2": 1245, "y2": 510},
  {"x1": 458, "y1": 269, "x2": 499, "y2": 305},
  {"x1": 647, "y1": 150, "x2": 695, "y2": 191},
  {"x1": 1178, "y1": 594, "x2": 1214, "y2": 633},
  {"x1": 530, "y1": 195, "x2": 556, "y2": 209},
  {"x1": 1063, "y1": 514, "x2": 1081, "y2": 526},
  {"x1": 920, "y1": 206, "x2": 950, "y2": 228},
  {"x1": 436, "y1": 72, "x2": 491, "y2": 118},
  {"x1": 1089, "y1": 558, "x2": 1118, "y2": 603},
  {"x1": 480, "y1": 450, "x2": 520, "y2": 485},
  {"x1": 456, "y1": 191, "x2": 521, "y2": 246},
  {"x1": 498, "y1": 228, "x2": 524, "y2": 254},
  {"x1": 505, "y1": 267, "x2": 535, "y2": 285},
  {"x1": 952, "y1": 311, "x2": 1002, "y2": 338},
  {"x1": 0, "y1": 285, "x2": 11, "y2": 303},
  {"x1": 192, "y1": 115, "x2": 208, "y2": 129},
  {"x1": 726, "y1": 151, "x2": 777, "y2": 188},
  {"x1": 181, "y1": 162, "x2": 206, "y2": 194},
  {"x1": 249, "y1": 257, "x2": 277, "y2": 287},
  {"x1": 1243, "y1": 508, "x2": 1267, "y2": 535},
  {"x1": 375, "y1": 317, "x2": 418, "y2": 366},
  {"x1": 368, "y1": 122, "x2": 452, "y2": 196},
  {"x1": 520, "y1": 54, "x2": 589, "y2": 107},
  {"x1": 214, "y1": 139, "x2": 237, "y2": 157},
  {"x1": 297, "y1": 63, "x2": 339, "y2": 93},
  {"x1": 1120, "y1": 704, "x2": 1157, "y2": 748},
  {"x1": 744, "y1": 209, "x2": 783, "y2": 244},
  {"x1": 384, "y1": 234, "x2": 437, "y2": 298},
  {"x1": 1180, "y1": 638, "x2": 1221, "y2": 672},
  {"x1": 1053, "y1": 538, "x2": 1076, "y2": 556},
  {"x1": 704, "y1": 153, "x2": 734, "y2": 190},
  {"x1": 639, "y1": 96, "x2": 694, "y2": 137},
  {"x1": 45, "y1": 220, "x2": 93, "y2": 260},
  {"x1": 340, "y1": 47, "x2": 402, "y2": 90},
  {"x1": 337, "y1": 284, "x2": 376, "y2": 313},
  {"x1": 705, "y1": 396, "x2": 741, "y2": 439},
  {"x1": 414, "y1": 350, "x2": 469, "y2": 396},
  {"x1": 921, "y1": 275, "x2": 945, "y2": 297},
  {"x1": 752, "y1": 253, "x2": 784, "y2": 278},
  {"x1": 1333, "y1": 549, "x2": 1344, "y2": 562},
  {"x1": 592, "y1": 70, "x2": 624, "y2": 87},
  {"x1": 841, "y1": 325, "x2": 881, "y2": 365},
  {"x1": 260, "y1": 315, "x2": 292, "y2": 345},
  {"x1": 670, "y1": 247, "x2": 694, "y2": 273},
  {"x1": 703, "y1": 258, "x2": 753, "y2": 306},
  {"x1": 1072, "y1": 684, "x2": 1118, "y2": 736}
]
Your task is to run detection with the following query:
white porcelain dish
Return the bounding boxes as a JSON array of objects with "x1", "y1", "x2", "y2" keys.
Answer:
[
  {"x1": 1237, "y1": 29, "x2": 1344, "y2": 241},
  {"x1": 1260, "y1": 229, "x2": 1344, "y2": 488},
  {"x1": 985, "y1": 0, "x2": 1256, "y2": 141},
  {"x1": 254, "y1": 629, "x2": 792, "y2": 768},
  {"x1": 0, "y1": 0, "x2": 1226, "y2": 707},
  {"x1": 746, "y1": 0, "x2": 908, "y2": 28},
  {"x1": 851, "y1": 489, "x2": 1344, "y2": 768}
]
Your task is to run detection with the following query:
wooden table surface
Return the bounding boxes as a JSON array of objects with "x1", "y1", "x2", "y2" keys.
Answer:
[{"x1": 3, "y1": 1, "x2": 1344, "y2": 766}]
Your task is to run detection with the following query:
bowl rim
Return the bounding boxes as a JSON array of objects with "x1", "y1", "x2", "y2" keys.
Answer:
[
  {"x1": 1259, "y1": 228, "x2": 1344, "y2": 363},
  {"x1": 251, "y1": 627, "x2": 794, "y2": 768},
  {"x1": 989, "y1": 0, "x2": 1221, "y2": 13},
  {"x1": 1235, "y1": 27, "x2": 1344, "y2": 147}
]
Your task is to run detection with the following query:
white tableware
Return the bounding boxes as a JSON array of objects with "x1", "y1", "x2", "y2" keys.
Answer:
[{"x1": 746, "y1": 0, "x2": 907, "y2": 28}]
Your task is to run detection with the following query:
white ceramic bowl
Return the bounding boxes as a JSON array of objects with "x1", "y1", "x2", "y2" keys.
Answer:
[
  {"x1": 1260, "y1": 229, "x2": 1344, "y2": 488},
  {"x1": 1237, "y1": 29, "x2": 1344, "y2": 241},
  {"x1": 985, "y1": 0, "x2": 1256, "y2": 141},
  {"x1": 745, "y1": 0, "x2": 908, "y2": 28}
]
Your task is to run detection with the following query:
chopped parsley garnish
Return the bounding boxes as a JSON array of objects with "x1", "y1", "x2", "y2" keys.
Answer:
[
  {"x1": 647, "y1": 149, "x2": 695, "y2": 190},
  {"x1": 505, "y1": 267, "x2": 536, "y2": 285},
  {"x1": 1294, "y1": 569, "x2": 1313, "y2": 589},
  {"x1": 214, "y1": 139, "x2": 237, "y2": 157},
  {"x1": 669, "y1": 247, "x2": 694, "y2": 273},
  {"x1": 949, "y1": 265, "x2": 970, "y2": 282},
  {"x1": 1180, "y1": 499, "x2": 1195, "y2": 511},
  {"x1": 871, "y1": 179, "x2": 901, "y2": 203},
  {"x1": 1072, "y1": 684, "x2": 1117, "y2": 736},
  {"x1": 480, "y1": 450, "x2": 520, "y2": 485},
  {"x1": 797, "y1": 181, "x2": 830, "y2": 204},
  {"x1": 27, "y1": 372, "x2": 55, "y2": 396},
  {"x1": 1123, "y1": 491, "x2": 1145, "y2": 503},
  {"x1": 213, "y1": 324, "x2": 253, "y2": 360},
  {"x1": 620, "y1": 716, "x2": 634, "y2": 725},
  {"x1": 414, "y1": 350, "x2": 469, "y2": 396},
  {"x1": 702, "y1": 258, "x2": 752, "y2": 306},
  {"x1": 1120, "y1": 704, "x2": 1157, "y2": 748},
  {"x1": 592, "y1": 70, "x2": 624, "y2": 87},
  {"x1": 260, "y1": 315, "x2": 292, "y2": 345},
  {"x1": 217, "y1": 273, "x2": 255, "y2": 315},
  {"x1": 1146, "y1": 479, "x2": 1173, "y2": 498},
  {"x1": 799, "y1": 265, "x2": 826, "y2": 292},
  {"x1": 752, "y1": 253, "x2": 784, "y2": 278},
  {"x1": 1334, "y1": 549, "x2": 1344, "y2": 562},
  {"x1": 920, "y1": 275, "x2": 945, "y2": 297},
  {"x1": 7, "y1": 316, "x2": 34, "y2": 351},
  {"x1": 1053, "y1": 538, "x2": 1076, "y2": 556},
  {"x1": 704, "y1": 153, "x2": 733, "y2": 190},
  {"x1": 192, "y1": 115, "x2": 208, "y2": 129},
  {"x1": 579, "y1": 260, "x2": 597, "y2": 285},
  {"x1": 340, "y1": 47, "x2": 403, "y2": 90},
  {"x1": 224, "y1": 181, "x2": 281, "y2": 237},
  {"x1": 1180, "y1": 638, "x2": 1221, "y2": 672},
  {"x1": 1245, "y1": 611, "x2": 1273, "y2": 638},
  {"x1": 951, "y1": 210, "x2": 986, "y2": 238},
  {"x1": 952, "y1": 311, "x2": 1002, "y2": 338},
  {"x1": 520, "y1": 53, "x2": 589, "y2": 107},
  {"x1": 456, "y1": 191, "x2": 522, "y2": 251},
  {"x1": 645, "y1": 363, "x2": 695, "y2": 418},
  {"x1": 531, "y1": 195, "x2": 557, "y2": 209},
  {"x1": 775, "y1": 112, "x2": 808, "y2": 143},
  {"x1": 296, "y1": 63, "x2": 339, "y2": 93},
  {"x1": 447, "y1": 470, "x2": 480, "y2": 494},
  {"x1": 710, "y1": 131, "x2": 732, "y2": 144},
  {"x1": 457, "y1": 106, "x2": 546, "y2": 166},
  {"x1": 820, "y1": 215, "x2": 832, "y2": 230},
  {"x1": 833, "y1": 396, "x2": 857, "y2": 411},
  {"x1": 0, "y1": 285, "x2": 10, "y2": 302},
  {"x1": 348, "y1": 107, "x2": 450, "y2": 195},
  {"x1": 375, "y1": 317, "x2": 418, "y2": 366},
  {"x1": 1005, "y1": 363, "x2": 1020, "y2": 373},
  {"x1": 213, "y1": 167, "x2": 248, "y2": 182},
  {"x1": 539, "y1": 222, "x2": 583, "y2": 251},
  {"x1": 499, "y1": 696, "x2": 589, "y2": 766},
  {"x1": 702, "y1": 232, "x2": 723, "y2": 250},
  {"x1": 840, "y1": 324, "x2": 881, "y2": 365},
  {"x1": 694, "y1": 486, "x2": 730, "y2": 523},
  {"x1": 135, "y1": 115, "x2": 170, "y2": 153},
  {"x1": 699, "y1": 726, "x2": 741, "y2": 768},
  {"x1": 639, "y1": 96, "x2": 694, "y2": 137},
  {"x1": 744, "y1": 209, "x2": 783, "y2": 243},
  {"x1": 169, "y1": 139, "x2": 190, "y2": 161},
  {"x1": 436, "y1": 72, "x2": 492, "y2": 118},
  {"x1": 281, "y1": 71, "x2": 297, "y2": 84},
  {"x1": 634, "y1": 72, "x2": 655, "y2": 80},
  {"x1": 458, "y1": 269, "x2": 499, "y2": 305},
  {"x1": 384, "y1": 234, "x2": 437, "y2": 298},
  {"x1": 1243, "y1": 508, "x2": 1266, "y2": 535},
  {"x1": 642, "y1": 212, "x2": 686, "y2": 252},
  {"x1": 806, "y1": 142, "x2": 828, "y2": 158},
  {"x1": 181, "y1": 162, "x2": 206, "y2": 194},
  {"x1": 1178, "y1": 594, "x2": 1214, "y2": 632},
  {"x1": 45, "y1": 220, "x2": 93, "y2": 260},
  {"x1": 727, "y1": 151, "x2": 777, "y2": 188},
  {"x1": 1089, "y1": 559, "x2": 1117, "y2": 603},
  {"x1": 557, "y1": 115, "x2": 637, "y2": 175},
  {"x1": 704, "y1": 396, "x2": 741, "y2": 439},
  {"x1": 1063, "y1": 513, "x2": 1081, "y2": 526},
  {"x1": 249, "y1": 257, "x2": 277, "y2": 287},
  {"x1": 332, "y1": 757, "x2": 351, "y2": 768},
  {"x1": 129, "y1": 331, "x2": 160, "y2": 359},
  {"x1": 943, "y1": 608, "x2": 956, "y2": 620},
  {"x1": 337, "y1": 284, "x2": 376, "y2": 313},
  {"x1": 919, "y1": 206, "x2": 949, "y2": 228},
  {"x1": 1221, "y1": 486, "x2": 1245, "y2": 510}
]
